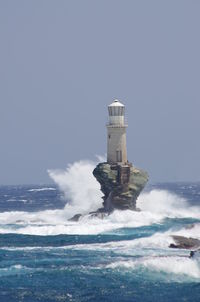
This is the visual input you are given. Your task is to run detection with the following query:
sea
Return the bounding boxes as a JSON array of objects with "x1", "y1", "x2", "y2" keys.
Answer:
[{"x1": 0, "y1": 160, "x2": 199, "y2": 301}]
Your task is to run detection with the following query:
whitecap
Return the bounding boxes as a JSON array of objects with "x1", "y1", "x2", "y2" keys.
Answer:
[
  {"x1": 106, "y1": 256, "x2": 200, "y2": 280},
  {"x1": 28, "y1": 188, "x2": 56, "y2": 192}
]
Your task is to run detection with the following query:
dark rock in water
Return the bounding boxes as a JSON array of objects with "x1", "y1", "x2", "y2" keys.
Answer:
[
  {"x1": 68, "y1": 214, "x2": 82, "y2": 222},
  {"x1": 68, "y1": 210, "x2": 109, "y2": 222},
  {"x1": 93, "y1": 162, "x2": 148, "y2": 212},
  {"x1": 89, "y1": 210, "x2": 109, "y2": 219},
  {"x1": 189, "y1": 250, "x2": 195, "y2": 258},
  {"x1": 189, "y1": 249, "x2": 200, "y2": 258},
  {"x1": 170, "y1": 235, "x2": 200, "y2": 249}
]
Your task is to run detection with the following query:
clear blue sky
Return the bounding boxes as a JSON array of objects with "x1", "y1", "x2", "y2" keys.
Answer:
[{"x1": 0, "y1": 0, "x2": 200, "y2": 184}]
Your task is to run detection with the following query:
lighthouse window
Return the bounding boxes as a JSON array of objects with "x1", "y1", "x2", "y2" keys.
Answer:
[
  {"x1": 108, "y1": 134, "x2": 111, "y2": 139},
  {"x1": 115, "y1": 107, "x2": 118, "y2": 116},
  {"x1": 116, "y1": 150, "x2": 122, "y2": 162},
  {"x1": 118, "y1": 107, "x2": 123, "y2": 116}
]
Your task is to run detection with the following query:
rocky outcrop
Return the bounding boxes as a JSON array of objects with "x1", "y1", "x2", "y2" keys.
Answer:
[
  {"x1": 68, "y1": 214, "x2": 82, "y2": 222},
  {"x1": 68, "y1": 162, "x2": 148, "y2": 221},
  {"x1": 93, "y1": 162, "x2": 148, "y2": 212},
  {"x1": 169, "y1": 235, "x2": 200, "y2": 249},
  {"x1": 68, "y1": 210, "x2": 109, "y2": 222}
]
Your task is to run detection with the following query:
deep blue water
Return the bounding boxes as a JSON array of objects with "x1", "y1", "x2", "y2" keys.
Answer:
[{"x1": 0, "y1": 183, "x2": 199, "y2": 301}]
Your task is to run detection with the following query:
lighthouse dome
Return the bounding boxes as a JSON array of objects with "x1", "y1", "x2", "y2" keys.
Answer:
[{"x1": 108, "y1": 99, "x2": 124, "y2": 107}]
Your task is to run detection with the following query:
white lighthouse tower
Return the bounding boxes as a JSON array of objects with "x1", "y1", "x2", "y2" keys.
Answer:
[{"x1": 107, "y1": 99, "x2": 128, "y2": 164}]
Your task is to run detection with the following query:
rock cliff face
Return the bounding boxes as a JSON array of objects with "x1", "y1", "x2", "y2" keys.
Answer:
[{"x1": 93, "y1": 162, "x2": 148, "y2": 212}]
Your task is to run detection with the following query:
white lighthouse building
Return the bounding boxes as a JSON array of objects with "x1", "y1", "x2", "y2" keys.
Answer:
[{"x1": 107, "y1": 99, "x2": 128, "y2": 164}]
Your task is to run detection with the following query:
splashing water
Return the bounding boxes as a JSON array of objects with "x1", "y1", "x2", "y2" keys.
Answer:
[
  {"x1": 138, "y1": 189, "x2": 200, "y2": 219},
  {"x1": 48, "y1": 159, "x2": 103, "y2": 216},
  {"x1": 0, "y1": 159, "x2": 200, "y2": 300},
  {"x1": 0, "y1": 159, "x2": 199, "y2": 237},
  {"x1": 106, "y1": 256, "x2": 200, "y2": 280}
]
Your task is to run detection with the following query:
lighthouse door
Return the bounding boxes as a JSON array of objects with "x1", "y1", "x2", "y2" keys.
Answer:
[{"x1": 116, "y1": 150, "x2": 122, "y2": 162}]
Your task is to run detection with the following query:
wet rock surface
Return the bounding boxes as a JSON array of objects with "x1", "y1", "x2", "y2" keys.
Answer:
[
  {"x1": 68, "y1": 214, "x2": 82, "y2": 222},
  {"x1": 68, "y1": 210, "x2": 109, "y2": 222},
  {"x1": 68, "y1": 162, "x2": 148, "y2": 221},
  {"x1": 170, "y1": 235, "x2": 200, "y2": 249},
  {"x1": 93, "y1": 162, "x2": 148, "y2": 212}
]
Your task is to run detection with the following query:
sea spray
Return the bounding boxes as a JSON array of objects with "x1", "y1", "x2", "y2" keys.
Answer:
[
  {"x1": 106, "y1": 256, "x2": 200, "y2": 280},
  {"x1": 48, "y1": 159, "x2": 103, "y2": 216},
  {"x1": 0, "y1": 183, "x2": 200, "y2": 289},
  {"x1": 0, "y1": 159, "x2": 199, "y2": 236},
  {"x1": 138, "y1": 189, "x2": 200, "y2": 219},
  {"x1": 0, "y1": 190, "x2": 199, "y2": 235}
]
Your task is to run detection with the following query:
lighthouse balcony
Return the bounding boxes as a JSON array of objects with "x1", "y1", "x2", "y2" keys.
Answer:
[{"x1": 106, "y1": 123, "x2": 128, "y2": 128}]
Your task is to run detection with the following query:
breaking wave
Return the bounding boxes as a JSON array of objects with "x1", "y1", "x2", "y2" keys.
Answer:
[
  {"x1": 48, "y1": 158, "x2": 103, "y2": 216},
  {"x1": 0, "y1": 159, "x2": 199, "y2": 236},
  {"x1": 138, "y1": 190, "x2": 200, "y2": 219},
  {"x1": 106, "y1": 256, "x2": 200, "y2": 280}
]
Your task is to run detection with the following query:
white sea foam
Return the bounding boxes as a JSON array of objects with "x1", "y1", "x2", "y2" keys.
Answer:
[
  {"x1": 0, "y1": 214, "x2": 160, "y2": 235},
  {"x1": 170, "y1": 223, "x2": 200, "y2": 240},
  {"x1": 0, "y1": 231, "x2": 175, "y2": 253},
  {"x1": 28, "y1": 188, "x2": 56, "y2": 192},
  {"x1": 0, "y1": 159, "x2": 199, "y2": 236},
  {"x1": 0, "y1": 192, "x2": 199, "y2": 236},
  {"x1": 0, "y1": 264, "x2": 31, "y2": 277},
  {"x1": 138, "y1": 189, "x2": 200, "y2": 219},
  {"x1": 106, "y1": 256, "x2": 200, "y2": 279},
  {"x1": 0, "y1": 264, "x2": 24, "y2": 271},
  {"x1": 55, "y1": 232, "x2": 175, "y2": 252},
  {"x1": 48, "y1": 158, "x2": 103, "y2": 216}
]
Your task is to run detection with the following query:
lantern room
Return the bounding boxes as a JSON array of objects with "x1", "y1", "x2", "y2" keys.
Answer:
[{"x1": 108, "y1": 100, "x2": 125, "y2": 126}]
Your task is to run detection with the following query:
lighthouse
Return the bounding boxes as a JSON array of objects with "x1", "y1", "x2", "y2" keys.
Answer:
[
  {"x1": 107, "y1": 99, "x2": 128, "y2": 164},
  {"x1": 71, "y1": 98, "x2": 148, "y2": 219},
  {"x1": 92, "y1": 99, "x2": 148, "y2": 214}
]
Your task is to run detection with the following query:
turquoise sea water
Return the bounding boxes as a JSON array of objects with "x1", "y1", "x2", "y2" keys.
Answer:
[{"x1": 0, "y1": 183, "x2": 199, "y2": 301}]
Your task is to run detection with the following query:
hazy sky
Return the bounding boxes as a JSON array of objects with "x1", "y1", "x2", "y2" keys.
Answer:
[{"x1": 0, "y1": 0, "x2": 200, "y2": 184}]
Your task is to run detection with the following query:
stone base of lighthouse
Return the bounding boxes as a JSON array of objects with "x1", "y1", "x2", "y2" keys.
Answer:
[
  {"x1": 68, "y1": 162, "x2": 148, "y2": 221},
  {"x1": 93, "y1": 162, "x2": 148, "y2": 212}
]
